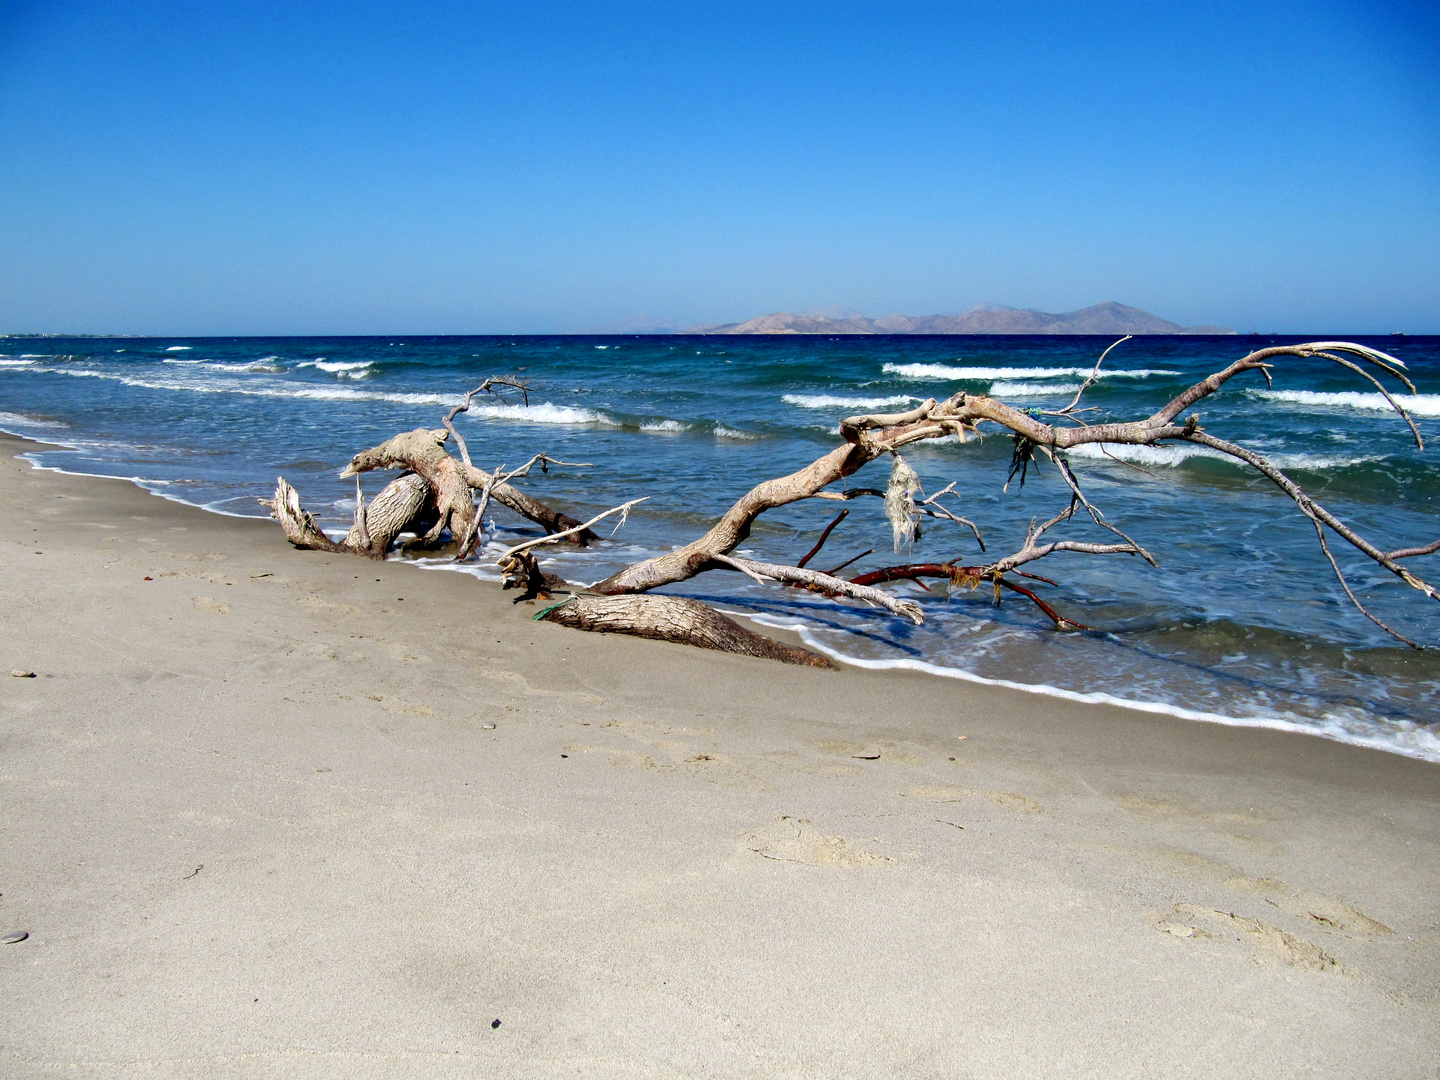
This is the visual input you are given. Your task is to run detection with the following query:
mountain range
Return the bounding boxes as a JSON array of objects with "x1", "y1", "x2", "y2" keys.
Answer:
[{"x1": 694, "y1": 301, "x2": 1233, "y2": 336}]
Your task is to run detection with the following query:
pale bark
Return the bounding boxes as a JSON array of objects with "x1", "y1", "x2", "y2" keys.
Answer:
[{"x1": 539, "y1": 595, "x2": 838, "y2": 668}]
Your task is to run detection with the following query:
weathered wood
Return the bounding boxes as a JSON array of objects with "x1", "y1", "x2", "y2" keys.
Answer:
[{"x1": 540, "y1": 595, "x2": 838, "y2": 668}]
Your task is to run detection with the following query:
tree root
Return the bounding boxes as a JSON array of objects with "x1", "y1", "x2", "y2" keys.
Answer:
[{"x1": 538, "y1": 594, "x2": 838, "y2": 668}]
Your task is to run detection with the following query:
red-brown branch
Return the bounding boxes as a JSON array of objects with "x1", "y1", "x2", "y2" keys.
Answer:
[{"x1": 848, "y1": 563, "x2": 1090, "y2": 630}]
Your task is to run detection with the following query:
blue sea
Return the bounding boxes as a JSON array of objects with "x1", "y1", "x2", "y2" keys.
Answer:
[{"x1": 3, "y1": 334, "x2": 1438, "y2": 760}]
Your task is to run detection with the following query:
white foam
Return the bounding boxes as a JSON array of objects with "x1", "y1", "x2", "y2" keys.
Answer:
[
  {"x1": 714, "y1": 424, "x2": 761, "y2": 440},
  {"x1": 884, "y1": 362, "x2": 1180, "y2": 381},
  {"x1": 164, "y1": 346, "x2": 192, "y2": 351},
  {"x1": 640, "y1": 419, "x2": 689, "y2": 433},
  {"x1": 166, "y1": 359, "x2": 283, "y2": 373},
  {"x1": 1066, "y1": 442, "x2": 1383, "y2": 472},
  {"x1": 33, "y1": 365, "x2": 465, "y2": 406},
  {"x1": 0, "y1": 358, "x2": 37, "y2": 366},
  {"x1": 299, "y1": 359, "x2": 375, "y2": 377},
  {"x1": 1252, "y1": 389, "x2": 1440, "y2": 417},
  {"x1": 462, "y1": 401, "x2": 616, "y2": 425},
  {"x1": 1066, "y1": 442, "x2": 1230, "y2": 467},
  {"x1": 989, "y1": 381, "x2": 1084, "y2": 397},
  {"x1": 0, "y1": 411, "x2": 67, "y2": 429},
  {"x1": 782, "y1": 393, "x2": 920, "y2": 409},
  {"x1": 724, "y1": 610, "x2": 1440, "y2": 764}
]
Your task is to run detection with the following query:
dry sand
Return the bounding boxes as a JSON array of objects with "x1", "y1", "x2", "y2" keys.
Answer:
[{"x1": 1, "y1": 430, "x2": 1437, "y2": 1078}]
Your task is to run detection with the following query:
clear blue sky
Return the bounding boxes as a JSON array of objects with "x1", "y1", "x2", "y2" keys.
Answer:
[{"x1": 1, "y1": 1, "x2": 1436, "y2": 334}]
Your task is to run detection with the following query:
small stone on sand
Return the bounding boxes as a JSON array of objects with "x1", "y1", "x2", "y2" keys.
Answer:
[
  {"x1": 482, "y1": 723, "x2": 496, "y2": 730},
  {"x1": 10, "y1": 670, "x2": 36, "y2": 678},
  {"x1": 2, "y1": 931, "x2": 28, "y2": 944}
]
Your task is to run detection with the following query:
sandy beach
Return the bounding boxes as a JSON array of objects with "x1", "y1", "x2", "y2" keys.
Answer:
[{"x1": 1, "y1": 429, "x2": 1437, "y2": 1077}]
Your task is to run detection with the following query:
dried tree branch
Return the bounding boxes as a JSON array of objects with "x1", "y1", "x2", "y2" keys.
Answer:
[
  {"x1": 797, "y1": 509, "x2": 849, "y2": 568},
  {"x1": 1051, "y1": 335, "x2": 1132, "y2": 415},
  {"x1": 497, "y1": 498, "x2": 648, "y2": 562},
  {"x1": 710, "y1": 554, "x2": 925, "y2": 624},
  {"x1": 442, "y1": 376, "x2": 535, "y2": 467}
]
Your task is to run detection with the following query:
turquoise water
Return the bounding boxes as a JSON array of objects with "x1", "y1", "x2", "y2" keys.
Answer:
[{"x1": 3, "y1": 334, "x2": 1438, "y2": 759}]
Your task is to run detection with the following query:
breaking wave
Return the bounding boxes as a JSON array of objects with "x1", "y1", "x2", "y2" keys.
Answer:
[
  {"x1": 1252, "y1": 389, "x2": 1440, "y2": 417},
  {"x1": 1066, "y1": 442, "x2": 1384, "y2": 472},
  {"x1": 299, "y1": 359, "x2": 375, "y2": 378},
  {"x1": 782, "y1": 393, "x2": 920, "y2": 410},
  {"x1": 883, "y1": 362, "x2": 1180, "y2": 380},
  {"x1": 988, "y1": 381, "x2": 1084, "y2": 397}
]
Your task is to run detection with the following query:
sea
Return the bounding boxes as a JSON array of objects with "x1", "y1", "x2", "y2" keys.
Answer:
[{"x1": 3, "y1": 334, "x2": 1438, "y2": 761}]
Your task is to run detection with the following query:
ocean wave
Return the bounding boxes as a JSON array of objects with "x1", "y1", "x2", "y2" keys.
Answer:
[
  {"x1": 0, "y1": 358, "x2": 37, "y2": 366},
  {"x1": 640, "y1": 419, "x2": 689, "y2": 433},
  {"x1": 299, "y1": 359, "x2": 375, "y2": 378},
  {"x1": 782, "y1": 393, "x2": 920, "y2": 409},
  {"x1": 714, "y1": 424, "x2": 761, "y2": 440},
  {"x1": 883, "y1": 362, "x2": 1180, "y2": 381},
  {"x1": 462, "y1": 401, "x2": 616, "y2": 425},
  {"x1": 1066, "y1": 442, "x2": 1384, "y2": 472},
  {"x1": 164, "y1": 346, "x2": 192, "y2": 351},
  {"x1": 38, "y1": 366, "x2": 624, "y2": 420},
  {"x1": 30, "y1": 366, "x2": 464, "y2": 405},
  {"x1": 0, "y1": 411, "x2": 68, "y2": 429},
  {"x1": 1251, "y1": 389, "x2": 1440, "y2": 417},
  {"x1": 722, "y1": 611, "x2": 1440, "y2": 763},
  {"x1": 988, "y1": 381, "x2": 1084, "y2": 397},
  {"x1": 165, "y1": 359, "x2": 284, "y2": 373}
]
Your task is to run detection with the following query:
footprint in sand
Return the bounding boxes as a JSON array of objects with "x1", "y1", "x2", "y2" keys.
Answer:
[
  {"x1": 1222, "y1": 876, "x2": 1393, "y2": 936},
  {"x1": 192, "y1": 596, "x2": 230, "y2": 615},
  {"x1": 902, "y1": 785, "x2": 1044, "y2": 814},
  {"x1": 1153, "y1": 904, "x2": 1344, "y2": 973},
  {"x1": 741, "y1": 816, "x2": 893, "y2": 869}
]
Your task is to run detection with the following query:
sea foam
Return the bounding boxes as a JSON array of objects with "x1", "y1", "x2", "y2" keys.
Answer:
[
  {"x1": 883, "y1": 363, "x2": 1180, "y2": 380},
  {"x1": 782, "y1": 393, "x2": 920, "y2": 409},
  {"x1": 1252, "y1": 389, "x2": 1440, "y2": 417},
  {"x1": 1066, "y1": 442, "x2": 1382, "y2": 472},
  {"x1": 988, "y1": 381, "x2": 1085, "y2": 397}
]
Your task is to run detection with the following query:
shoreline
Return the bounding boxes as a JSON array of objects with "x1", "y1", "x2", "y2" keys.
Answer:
[
  {"x1": 7, "y1": 424, "x2": 1436, "y2": 764},
  {"x1": 3, "y1": 429, "x2": 1439, "y2": 1076}
]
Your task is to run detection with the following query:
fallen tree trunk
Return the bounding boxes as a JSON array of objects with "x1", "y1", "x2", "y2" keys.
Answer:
[
  {"x1": 342, "y1": 428, "x2": 597, "y2": 549},
  {"x1": 264, "y1": 344, "x2": 1439, "y2": 666},
  {"x1": 538, "y1": 594, "x2": 838, "y2": 668}
]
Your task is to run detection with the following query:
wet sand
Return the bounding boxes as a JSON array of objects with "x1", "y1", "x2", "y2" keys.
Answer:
[{"x1": 1, "y1": 430, "x2": 1437, "y2": 1078}]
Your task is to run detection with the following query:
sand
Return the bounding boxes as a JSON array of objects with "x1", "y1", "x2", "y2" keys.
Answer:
[{"x1": 1, "y1": 430, "x2": 1437, "y2": 1078}]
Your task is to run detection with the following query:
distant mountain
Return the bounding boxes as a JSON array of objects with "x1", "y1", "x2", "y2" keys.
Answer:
[{"x1": 695, "y1": 301, "x2": 1233, "y2": 336}]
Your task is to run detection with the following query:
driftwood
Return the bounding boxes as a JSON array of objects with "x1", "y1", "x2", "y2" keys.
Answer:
[
  {"x1": 538, "y1": 595, "x2": 837, "y2": 668},
  {"x1": 265, "y1": 342, "x2": 1439, "y2": 664}
]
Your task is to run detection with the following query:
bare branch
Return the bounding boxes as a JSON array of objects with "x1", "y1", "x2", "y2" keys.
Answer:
[
  {"x1": 1387, "y1": 540, "x2": 1440, "y2": 561},
  {"x1": 918, "y1": 482, "x2": 985, "y2": 551},
  {"x1": 1052, "y1": 335, "x2": 1132, "y2": 415},
  {"x1": 1053, "y1": 455, "x2": 1158, "y2": 567},
  {"x1": 797, "y1": 509, "x2": 849, "y2": 568},
  {"x1": 497, "y1": 497, "x2": 648, "y2": 562},
  {"x1": 1184, "y1": 431, "x2": 1439, "y2": 605},
  {"x1": 711, "y1": 554, "x2": 925, "y2": 624},
  {"x1": 1310, "y1": 520, "x2": 1422, "y2": 650},
  {"x1": 442, "y1": 376, "x2": 535, "y2": 467}
]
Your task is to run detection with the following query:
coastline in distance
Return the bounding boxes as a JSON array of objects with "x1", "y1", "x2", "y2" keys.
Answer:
[{"x1": 693, "y1": 301, "x2": 1234, "y2": 336}]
